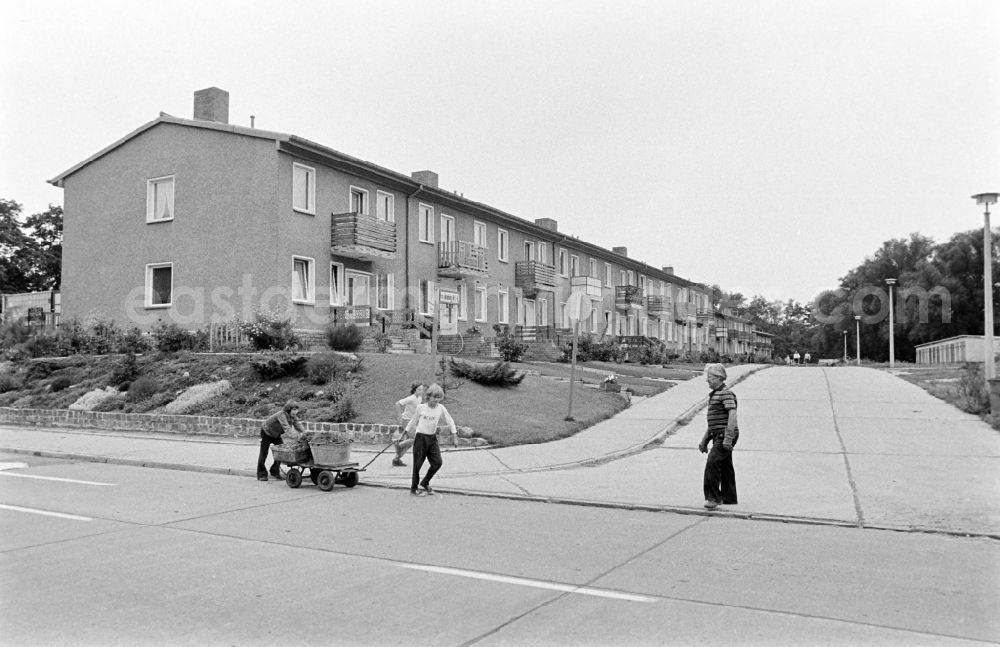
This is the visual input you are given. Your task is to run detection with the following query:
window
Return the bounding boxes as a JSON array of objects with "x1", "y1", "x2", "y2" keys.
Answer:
[
  {"x1": 627, "y1": 270, "x2": 635, "y2": 286},
  {"x1": 376, "y1": 273, "x2": 394, "y2": 310},
  {"x1": 639, "y1": 275, "x2": 647, "y2": 293},
  {"x1": 376, "y1": 191, "x2": 394, "y2": 221},
  {"x1": 605, "y1": 263, "x2": 612, "y2": 286},
  {"x1": 146, "y1": 176, "x2": 175, "y2": 223},
  {"x1": 538, "y1": 297, "x2": 548, "y2": 326},
  {"x1": 292, "y1": 256, "x2": 315, "y2": 304},
  {"x1": 538, "y1": 243, "x2": 549, "y2": 265},
  {"x1": 292, "y1": 163, "x2": 315, "y2": 214},
  {"x1": 514, "y1": 296, "x2": 522, "y2": 325},
  {"x1": 475, "y1": 286, "x2": 487, "y2": 322},
  {"x1": 558, "y1": 249, "x2": 569, "y2": 277},
  {"x1": 145, "y1": 263, "x2": 172, "y2": 307},
  {"x1": 498, "y1": 287, "x2": 509, "y2": 324},
  {"x1": 560, "y1": 302, "x2": 568, "y2": 328},
  {"x1": 590, "y1": 259, "x2": 598, "y2": 278},
  {"x1": 523, "y1": 241, "x2": 535, "y2": 261},
  {"x1": 458, "y1": 283, "x2": 468, "y2": 320},
  {"x1": 619, "y1": 270, "x2": 627, "y2": 286},
  {"x1": 570, "y1": 255, "x2": 579, "y2": 277},
  {"x1": 418, "y1": 204, "x2": 433, "y2": 243},
  {"x1": 497, "y1": 228, "x2": 509, "y2": 262},
  {"x1": 473, "y1": 221, "x2": 487, "y2": 248},
  {"x1": 591, "y1": 307, "x2": 599, "y2": 333},
  {"x1": 419, "y1": 280, "x2": 433, "y2": 314},
  {"x1": 329, "y1": 263, "x2": 344, "y2": 305},
  {"x1": 440, "y1": 214, "x2": 455, "y2": 245},
  {"x1": 350, "y1": 187, "x2": 368, "y2": 215},
  {"x1": 346, "y1": 271, "x2": 370, "y2": 306}
]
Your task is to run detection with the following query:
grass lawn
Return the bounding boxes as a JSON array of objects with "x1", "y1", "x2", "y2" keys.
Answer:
[{"x1": 884, "y1": 363, "x2": 1000, "y2": 430}]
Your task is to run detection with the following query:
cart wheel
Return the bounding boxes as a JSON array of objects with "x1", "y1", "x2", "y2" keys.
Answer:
[
  {"x1": 286, "y1": 468, "x2": 302, "y2": 489},
  {"x1": 309, "y1": 469, "x2": 319, "y2": 485},
  {"x1": 317, "y1": 470, "x2": 335, "y2": 492},
  {"x1": 339, "y1": 470, "x2": 359, "y2": 488}
]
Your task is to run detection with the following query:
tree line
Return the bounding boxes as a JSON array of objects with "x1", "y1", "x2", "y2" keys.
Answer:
[{"x1": 1, "y1": 198, "x2": 62, "y2": 293}]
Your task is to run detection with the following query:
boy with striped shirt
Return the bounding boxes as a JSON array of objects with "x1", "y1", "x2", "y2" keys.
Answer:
[{"x1": 698, "y1": 364, "x2": 739, "y2": 509}]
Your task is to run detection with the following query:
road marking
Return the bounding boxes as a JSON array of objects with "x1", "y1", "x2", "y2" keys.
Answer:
[
  {"x1": 0, "y1": 473, "x2": 116, "y2": 486},
  {"x1": 0, "y1": 462, "x2": 29, "y2": 471},
  {"x1": 0, "y1": 504, "x2": 93, "y2": 521},
  {"x1": 398, "y1": 563, "x2": 656, "y2": 603}
]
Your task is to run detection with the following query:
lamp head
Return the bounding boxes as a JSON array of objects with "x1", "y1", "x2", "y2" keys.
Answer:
[
  {"x1": 972, "y1": 193, "x2": 999, "y2": 206},
  {"x1": 854, "y1": 315, "x2": 861, "y2": 321},
  {"x1": 885, "y1": 278, "x2": 897, "y2": 286}
]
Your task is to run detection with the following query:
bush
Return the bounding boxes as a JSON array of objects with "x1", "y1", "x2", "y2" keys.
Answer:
[
  {"x1": 372, "y1": 331, "x2": 391, "y2": 353},
  {"x1": 326, "y1": 324, "x2": 364, "y2": 352},
  {"x1": 251, "y1": 353, "x2": 308, "y2": 380},
  {"x1": 111, "y1": 352, "x2": 140, "y2": 385},
  {"x1": 0, "y1": 374, "x2": 21, "y2": 393},
  {"x1": 24, "y1": 334, "x2": 60, "y2": 358},
  {"x1": 152, "y1": 321, "x2": 199, "y2": 353},
  {"x1": 448, "y1": 358, "x2": 525, "y2": 386},
  {"x1": 305, "y1": 352, "x2": 349, "y2": 385},
  {"x1": 127, "y1": 376, "x2": 159, "y2": 402},
  {"x1": 493, "y1": 325, "x2": 528, "y2": 362},
  {"x1": 25, "y1": 362, "x2": 53, "y2": 380},
  {"x1": 118, "y1": 327, "x2": 152, "y2": 354},
  {"x1": 50, "y1": 375, "x2": 73, "y2": 392},
  {"x1": 957, "y1": 363, "x2": 989, "y2": 413},
  {"x1": 0, "y1": 318, "x2": 33, "y2": 349},
  {"x1": 238, "y1": 308, "x2": 299, "y2": 351}
]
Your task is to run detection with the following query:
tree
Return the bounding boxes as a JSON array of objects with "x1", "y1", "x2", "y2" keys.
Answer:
[
  {"x1": 0, "y1": 199, "x2": 63, "y2": 293},
  {"x1": 0, "y1": 199, "x2": 32, "y2": 293},
  {"x1": 22, "y1": 205, "x2": 62, "y2": 291}
]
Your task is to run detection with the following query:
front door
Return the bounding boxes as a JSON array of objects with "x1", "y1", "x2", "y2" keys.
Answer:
[{"x1": 524, "y1": 300, "x2": 536, "y2": 326}]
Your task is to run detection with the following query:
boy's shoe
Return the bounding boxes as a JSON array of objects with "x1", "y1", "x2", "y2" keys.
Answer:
[
  {"x1": 421, "y1": 484, "x2": 435, "y2": 495},
  {"x1": 410, "y1": 489, "x2": 426, "y2": 497},
  {"x1": 703, "y1": 500, "x2": 719, "y2": 509},
  {"x1": 257, "y1": 474, "x2": 268, "y2": 482},
  {"x1": 392, "y1": 458, "x2": 407, "y2": 467}
]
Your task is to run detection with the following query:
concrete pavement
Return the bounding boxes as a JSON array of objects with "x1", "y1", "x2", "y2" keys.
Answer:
[{"x1": 2, "y1": 364, "x2": 998, "y2": 538}]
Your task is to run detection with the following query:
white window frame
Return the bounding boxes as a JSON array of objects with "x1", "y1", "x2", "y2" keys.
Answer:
[
  {"x1": 418, "y1": 203, "x2": 434, "y2": 244},
  {"x1": 498, "y1": 286, "x2": 509, "y2": 324},
  {"x1": 292, "y1": 256, "x2": 316, "y2": 305},
  {"x1": 292, "y1": 163, "x2": 315, "y2": 215},
  {"x1": 473, "y1": 221, "x2": 487, "y2": 248},
  {"x1": 538, "y1": 297, "x2": 549, "y2": 326},
  {"x1": 497, "y1": 228, "x2": 509, "y2": 263},
  {"x1": 419, "y1": 279, "x2": 433, "y2": 315},
  {"x1": 345, "y1": 270, "x2": 371, "y2": 307},
  {"x1": 627, "y1": 270, "x2": 635, "y2": 286},
  {"x1": 523, "y1": 240, "x2": 535, "y2": 262},
  {"x1": 605, "y1": 263, "x2": 612, "y2": 286},
  {"x1": 619, "y1": 270, "x2": 627, "y2": 286},
  {"x1": 350, "y1": 186, "x2": 369, "y2": 215},
  {"x1": 514, "y1": 296, "x2": 523, "y2": 325},
  {"x1": 591, "y1": 307, "x2": 599, "y2": 333},
  {"x1": 329, "y1": 262, "x2": 345, "y2": 306},
  {"x1": 458, "y1": 283, "x2": 468, "y2": 321},
  {"x1": 538, "y1": 243, "x2": 550, "y2": 265},
  {"x1": 560, "y1": 302, "x2": 569, "y2": 328},
  {"x1": 570, "y1": 255, "x2": 580, "y2": 277},
  {"x1": 145, "y1": 262, "x2": 173, "y2": 308},
  {"x1": 558, "y1": 249, "x2": 569, "y2": 277},
  {"x1": 146, "y1": 175, "x2": 175, "y2": 223},
  {"x1": 440, "y1": 214, "x2": 456, "y2": 245},
  {"x1": 639, "y1": 275, "x2": 647, "y2": 293},
  {"x1": 590, "y1": 258, "x2": 598, "y2": 278},
  {"x1": 376, "y1": 190, "x2": 395, "y2": 222},
  {"x1": 376, "y1": 272, "x2": 395, "y2": 310},
  {"x1": 475, "y1": 286, "x2": 488, "y2": 322}
]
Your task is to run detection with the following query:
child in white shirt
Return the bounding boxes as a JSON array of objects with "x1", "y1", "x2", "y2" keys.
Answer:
[
  {"x1": 392, "y1": 383, "x2": 426, "y2": 467},
  {"x1": 404, "y1": 383, "x2": 458, "y2": 495}
]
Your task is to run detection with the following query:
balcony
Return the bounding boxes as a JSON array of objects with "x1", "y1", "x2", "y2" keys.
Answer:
[
  {"x1": 570, "y1": 276, "x2": 603, "y2": 299},
  {"x1": 438, "y1": 241, "x2": 488, "y2": 278},
  {"x1": 646, "y1": 295, "x2": 672, "y2": 318},
  {"x1": 696, "y1": 308, "x2": 715, "y2": 327},
  {"x1": 331, "y1": 211, "x2": 396, "y2": 260},
  {"x1": 714, "y1": 326, "x2": 728, "y2": 338},
  {"x1": 674, "y1": 302, "x2": 696, "y2": 323},
  {"x1": 615, "y1": 285, "x2": 644, "y2": 310},
  {"x1": 515, "y1": 261, "x2": 558, "y2": 297}
]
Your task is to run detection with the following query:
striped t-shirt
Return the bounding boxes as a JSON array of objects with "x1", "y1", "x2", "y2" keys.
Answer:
[{"x1": 706, "y1": 386, "x2": 738, "y2": 443}]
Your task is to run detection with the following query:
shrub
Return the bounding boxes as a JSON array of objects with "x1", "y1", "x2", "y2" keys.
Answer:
[
  {"x1": 26, "y1": 362, "x2": 53, "y2": 380},
  {"x1": 152, "y1": 320, "x2": 203, "y2": 353},
  {"x1": 493, "y1": 325, "x2": 528, "y2": 362},
  {"x1": 118, "y1": 327, "x2": 152, "y2": 354},
  {"x1": 0, "y1": 374, "x2": 21, "y2": 393},
  {"x1": 111, "y1": 352, "x2": 140, "y2": 385},
  {"x1": 50, "y1": 375, "x2": 73, "y2": 392},
  {"x1": 326, "y1": 324, "x2": 364, "y2": 352},
  {"x1": 372, "y1": 331, "x2": 392, "y2": 353},
  {"x1": 957, "y1": 362, "x2": 989, "y2": 414},
  {"x1": 127, "y1": 376, "x2": 160, "y2": 402},
  {"x1": 24, "y1": 334, "x2": 60, "y2": 358},
  {"x1": 0, "y1": 318, "x2": 33, "y2": 349},
  {"x1": 448, "y1": 358, "x2": 525, "y2": 386},
  {"x1": 92, "y1": 395, "x2": 125, "y2": 412},
  {"x1": 251, "y1": 353, "x2": 308, "y2": 380},
  {"x1": 238, "y1": 308, "x2": 299, "y2": 351},
  {"x1": 305, "y1": 352, "x2": 349, "y2": 385}
]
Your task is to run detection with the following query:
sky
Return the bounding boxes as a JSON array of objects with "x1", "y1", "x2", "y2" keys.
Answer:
[{"x1": 2, "y1": 0, "x2": 998, "y2": 305}]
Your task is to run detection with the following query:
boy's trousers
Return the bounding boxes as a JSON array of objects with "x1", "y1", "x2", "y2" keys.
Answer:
[
  {"x1": 703, "y1": 440, "x2": 737, "y2": 504},
  {"x1": 411, "y1": 433, "x2": 442, "y2": 490}
]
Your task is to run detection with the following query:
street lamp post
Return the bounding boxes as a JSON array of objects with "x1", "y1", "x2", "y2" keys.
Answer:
[
  {"x1": 973, "y1": 193, "x2": 999, "y2": 388},
  {"x1": 885, "y1": 278, "x2": 897, "y2": 368},
  {"x1": 854, "y1": 315, "x2": 861, "y2": 365},
  {"x1": 843, "y1": 330, "x2": 848, "y2": 363}
]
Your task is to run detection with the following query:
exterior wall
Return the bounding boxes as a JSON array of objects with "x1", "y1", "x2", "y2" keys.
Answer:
[
  {"x1": 915, "y1": 335, "x2": 1000, "y2": 364},
  {"x1": 61, "y1": 123, "x2": 281, "y2": 329}
]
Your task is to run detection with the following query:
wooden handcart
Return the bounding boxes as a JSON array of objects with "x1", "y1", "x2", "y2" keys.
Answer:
[{"x1": 271, "y1": 441, "x2": 364, "y2": 492}]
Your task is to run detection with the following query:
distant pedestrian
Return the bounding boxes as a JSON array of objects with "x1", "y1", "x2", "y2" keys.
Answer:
[
  {"x1": 793, "y1": 351, "x2": 801, "y2": 365},
  {"x1": 804, "y1": 352, "x2": 811, "y2": 364},
  {"x1": 257, "y1": 400, "x2": 305, "y2": 481},
  {"x1": 391, "y1": 383, "x2": 427, "y2": 467},
  {"x1": 785, "y1": 355, "x2": 791, "y2": 366},
  {"x1": 698, "y1": 364, "x2": 739, "y2": 509},
  {"x1": 404, "y1": 383, "x2": 459, "y2": 496}
]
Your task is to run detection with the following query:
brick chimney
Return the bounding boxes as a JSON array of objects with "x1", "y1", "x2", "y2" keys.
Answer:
[
  {"x1": 662, "y1": 266, "x2": 674, "y2": 274},
  {"x1": 534, "y1": 218, "x2": 558, "y2": 232},
  {"x1": 613, "y1": 246, "x2": 628, "y2": 257},
  {"x1": 411, "y1": 170, "x2": 439, "y2": 188},
  {"x1": 193, "y1": 87, "x2": 229, "y2": 124}
]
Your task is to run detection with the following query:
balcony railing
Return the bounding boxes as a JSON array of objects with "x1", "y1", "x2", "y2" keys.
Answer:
[
  {"x1": 438, "y1": 241, "x2": 488, "y2": 278},
  {"x1": 674, "y1": 302, "x2": 696, "y2": 322},
  {"x1": 570, "y1": 276, "x2": 603, "y2": 298},
  {"x1": 615, "y1": 285, "x2": 644, "y2": 310},
  {"x1": 715, "y1": 327, "x2": 728, "y2": 338},
  {"x1": 696, "y1": 308, "x2": 715, "y2": 326},
  {"x1": 515, "y1": 261, "x2": 558, "y2": 297},
  {"x1": 331, "y1": 305, "x2": 374, "y2": 326},
  {"x1": 331, "y1": 212, "x2": 397, "y2": 260},
  {"x1": 646, "y1": 295, "x2": 672, "y2": 317}
]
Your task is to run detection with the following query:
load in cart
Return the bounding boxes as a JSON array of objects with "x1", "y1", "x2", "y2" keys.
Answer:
[{"x1": 271, "y1": 432, "x2": 363, "y2": 491}]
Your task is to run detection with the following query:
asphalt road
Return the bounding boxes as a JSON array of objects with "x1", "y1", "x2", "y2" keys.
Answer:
[{"x1": 1, "y1": 454, "x2": 996, "y2": 646}]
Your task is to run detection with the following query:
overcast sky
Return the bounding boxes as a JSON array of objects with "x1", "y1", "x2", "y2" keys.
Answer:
[{"x1": 3, "y1": 0, "x2": 997, "y2": 304}]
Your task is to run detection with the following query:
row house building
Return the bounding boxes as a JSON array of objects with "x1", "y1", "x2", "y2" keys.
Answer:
[{"x1": 49, "y1": 88, "x2": 770, "y2": 360}]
